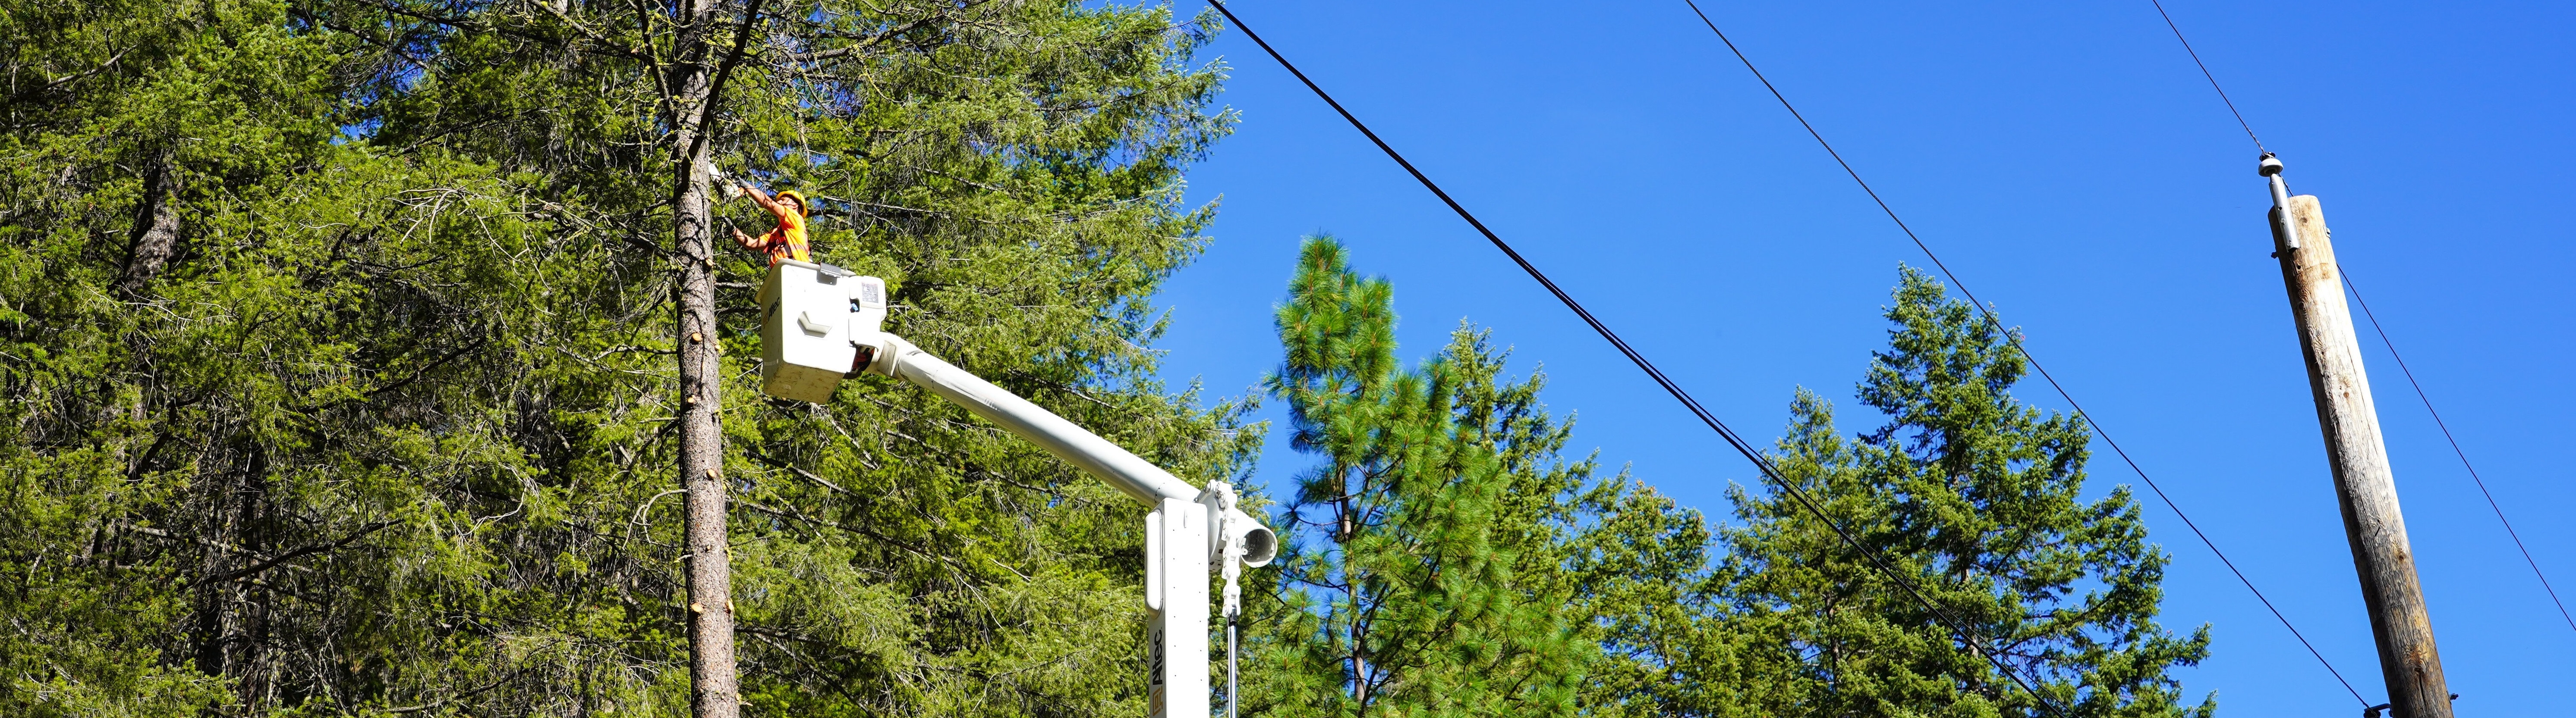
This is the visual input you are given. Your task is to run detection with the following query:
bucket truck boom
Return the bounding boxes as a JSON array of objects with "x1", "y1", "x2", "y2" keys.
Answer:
[{"x1": 757, "y1": 260, "x2": 1275, "y2": 717}]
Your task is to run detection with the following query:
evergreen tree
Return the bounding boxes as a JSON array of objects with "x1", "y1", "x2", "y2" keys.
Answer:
[
  {"x1": 1562, "y1": 478, "x2": 1790, "y2": 718},
  {"x1": 1246, "y1": 236, "x2": 1590, "y2": 717},
  {"x1": 2, "y1": 0, "x2": 378, "y2": 712},
  {"x1": 2, "y1": 0, "x2": 1248, "y2": 714},
  {"x1": 1715, "y1": 268, "x2": 2214, "y2": 718}
]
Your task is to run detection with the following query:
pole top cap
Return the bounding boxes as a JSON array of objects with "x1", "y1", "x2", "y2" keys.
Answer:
[{"x1": 2258, "y1": 154, "x2": 2284, "y2": 177}]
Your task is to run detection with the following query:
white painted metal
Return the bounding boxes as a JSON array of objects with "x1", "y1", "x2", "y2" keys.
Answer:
[
  {"x1": 1200, "y1": 482, "x2": 1268, "y2": 718},
  {"x1": 1147, "y1": 497, "x2": 1211, "y2": 718},
  {"x1": 1143, "y1": 509, "x2": 1165, "y2": 611},
  {"x1": 847, "y1": 274, "x2": 887, "y2": 346},
  {"x1": 1211, "y1": 504, "x2": 1275, "y2": 570},
  {"x1": 1199, "y1": 482, "x2": 1273, "y2": 618}
]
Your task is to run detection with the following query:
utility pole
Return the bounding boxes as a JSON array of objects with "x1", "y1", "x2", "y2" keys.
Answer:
[{"x1": 2260, "y1": 155, "x2": 2451, "y2": 718}]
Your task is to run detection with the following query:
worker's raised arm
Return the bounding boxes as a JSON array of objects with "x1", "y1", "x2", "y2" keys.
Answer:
[{"x1": 741, "y1": 182, "x2": 782, "y2": 215}]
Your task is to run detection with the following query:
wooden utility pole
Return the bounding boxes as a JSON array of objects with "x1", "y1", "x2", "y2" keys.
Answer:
[{"x1": 2260, "y1": 155, "x2": 2451, "y2": 718}]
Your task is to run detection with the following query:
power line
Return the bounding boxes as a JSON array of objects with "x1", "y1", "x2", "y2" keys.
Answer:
[
  {"x1": 2342, "y1": 272, "x2": 2576, "y2": 634},
  {"x1": 2145, "y1": 0, "x2": 2266, "y2": 153},
  {"x1": 1201, "y1": 1, "x2": 2068, "y2": 713},
  {"x1": 1672, "y1": 0, "x2": 2371, "y2": 706}
]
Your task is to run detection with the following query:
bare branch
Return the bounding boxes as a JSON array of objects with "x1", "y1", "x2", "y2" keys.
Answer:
[{"x1": 190, "y1": 521, "x2": 396, "y2": 587}]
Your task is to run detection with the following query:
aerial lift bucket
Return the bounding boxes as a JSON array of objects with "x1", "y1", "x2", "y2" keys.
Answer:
[{"x1": 756, "y1": 259, "x2": 882, "y2": 403}]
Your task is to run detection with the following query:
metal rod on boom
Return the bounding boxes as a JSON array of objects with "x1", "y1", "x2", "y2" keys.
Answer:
[
  {"x1": 2260, "y1": 155, "x2": 2453, "y2": 718},
  {"x1": 1226, "y1": 615, "x2": 1241, "y2": 718}
]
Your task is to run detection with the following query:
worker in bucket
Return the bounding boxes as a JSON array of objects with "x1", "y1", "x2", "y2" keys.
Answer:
[{"x1": 731, "y1": 183, "x2": 812, "y2": 266}]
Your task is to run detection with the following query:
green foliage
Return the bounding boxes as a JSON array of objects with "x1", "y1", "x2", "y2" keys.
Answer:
[
  {"x1": 1560, "y1": 479, "x2": 1773, "y2": 718},
  {"x1": 2, "y1": 0, "x2": 365, "y2": 712},
  {"x1": 3, "y1": 0, "x2": 1247, "y2": 715},
  {"x1": 1713, "y1": 267, "x2": 2214, "y2": 718},
  {"x1": 1244, "y1": 236, "x2": 1597, "y2": 718}
]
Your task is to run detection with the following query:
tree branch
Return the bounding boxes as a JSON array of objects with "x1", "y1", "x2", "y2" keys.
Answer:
[
  {"x1": 681, "y1": 0, "x2": 771, "y2": 169},
  {"x1": 190, "y1": 521, "x2": 396, "y2": 587}
]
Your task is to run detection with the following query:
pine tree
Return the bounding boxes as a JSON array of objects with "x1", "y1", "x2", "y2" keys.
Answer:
[
  {"x1": 1715, "y1": 267, "x2": 2214, "y2": 718},
  {"x1": 1247, "y1": 236, "x2": 1589, "y2": 717},
  {"x1": 1562, "y1": 478, "x2": 1790, "y2": 718}
]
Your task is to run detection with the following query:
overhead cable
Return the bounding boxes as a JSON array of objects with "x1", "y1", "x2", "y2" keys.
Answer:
[
  {"x1": 2343, "y1": 273, "x2": 2576, "y2": 634},
  {"x1": 1673, "y1": 0, "x2": 2370, "y2": 706},
  {"x1": 2145, "y1": 0, "x2": 2266, "y2": 153},
  {"x1": 1203, "y1": 1, "x2": 2066, "y2": 713}
]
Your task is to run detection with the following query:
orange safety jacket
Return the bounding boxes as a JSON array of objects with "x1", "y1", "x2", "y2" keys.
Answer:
[{"x1": 743, "y1": 195, "x2": 811, "y2": 265}]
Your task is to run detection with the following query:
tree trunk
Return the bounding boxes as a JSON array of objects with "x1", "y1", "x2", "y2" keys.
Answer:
[
  {"x1": 117, "y1": 153, "x2": 179, "y2": 298},
  {"x1": 1342, "y1": 466, "x2": 1366, "y2": 709},
  {"x1": 667, "y1": 2, "x2": 738, "y2": 715}
]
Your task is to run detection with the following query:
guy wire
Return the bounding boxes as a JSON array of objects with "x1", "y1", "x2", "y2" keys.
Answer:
[
  {"x1": 2145, "y1": 0, "x2": 2267, "y2": 154},
  {"x1": 2343, "y1": 272, "x2": 2576, "y2": 635}
]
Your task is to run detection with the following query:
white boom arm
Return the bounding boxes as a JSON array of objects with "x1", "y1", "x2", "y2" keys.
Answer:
[
  {"x1": 756, "y1": 262, "x2": 1272, "y2": 718},
  {"x1": 866, "y1": 335, "x2": 1199, "y2": 505}
]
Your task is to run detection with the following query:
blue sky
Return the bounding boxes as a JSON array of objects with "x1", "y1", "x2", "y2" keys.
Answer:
[{"x1": 1145, "y1": 0, "x2": 2575, "y2": 714}]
